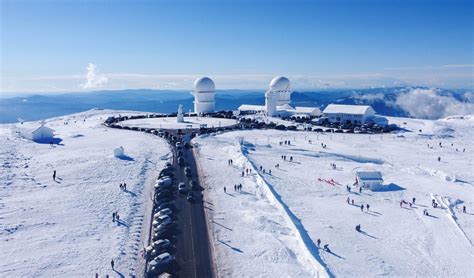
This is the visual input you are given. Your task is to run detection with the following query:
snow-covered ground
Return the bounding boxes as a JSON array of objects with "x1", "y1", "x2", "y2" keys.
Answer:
[
  {"x1": 120, "y1": 116, "x2": 238, "y2": 129},
  {"x1": 0, "y1": 109, "x2": 170, "y2": 277},
  {"x1": 194, "y1": 115, "x2": 474, "y2": 277}
]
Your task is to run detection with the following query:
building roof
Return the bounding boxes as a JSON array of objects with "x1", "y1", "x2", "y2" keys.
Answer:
[
  {"x1": 294, "y1": 106, "x2": 321, "y2": 114},
  {"x1": 356, "y1": 171, "x2": 383, "y2": 181},
  {"x1": 323, "y1": 104, "x2": 374, "y2": 115},
  {"x1": 194, "y1": 76, "x2": 215, "y2": 92},
  {"x1": 269, "y1": 76, "x2": 291, "y2": 91},
  {"x1": 238, "y1": 104, "x2": 266, "y2": 111},
  {"x1": 32, "y1": 125, "x2": 54, "y2": 134},
  {"x1": 277, "y1": 104, "x2": 295, "y2": 110}
]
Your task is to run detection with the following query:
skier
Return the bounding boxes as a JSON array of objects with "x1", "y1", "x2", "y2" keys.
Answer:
[
  {"x1": 111, "y1": 259, "x2": 115, "y2": 270},
  {"x1": 351, "y1": 199, "x2": 354, "y2": 205},
  {"x1": 112, "y1": 212, "x2": 116, "y2": 222},
  {"x1": 346, "y1": 197, "x2": 350, "y2": 204},
  {"x1": 224, "y1": 187, "x2": 227, "y2": 193},
  {"x1": 234, "y1": 185, "x2": 237, "y2": 191},
  {"x1": 400, "y1": 200, "x2": 403, "y2": 208},
  {"x1": 423, "y1": 209, "x2": 428, "y2": 216},
  {"x1": 359, "y1": 187, "x2": 362, "y2": 194},
  {"x1": 317, "y1": 238, "x2": 321, "y2": 248},
  {"x1": 360, "y1": 204, "x2": 364, "y2": 212},
  {"x1": 269, "y1": 169, "x2": 272, "y2": 175},
  {"x1": 123, "y1": 183, "x2": 126, "y2": 191},
  {"x1": 366, "y1": 204, "x2": 370, "y2": 211},
  {"x1": 290, "y1": 156, "x2": 293, "y2": 162},
  {"x1": 355, "y1": 224, "x2": 361, "y2": 232},
  {"x1": 53, "y1": 170, "x2": 56, "y2": 181},
  {"x1": 463, "y1": 206, "x2": 467, "y2": 213},
  {"x1": 116, "y1": 213, "x2": 120, "y2": 222},
  {"x1": 437, "y1": 156, "x2": 441, "y2": 162},
  {"x1": 119, "y1": 183, "x2": 123, "y2": 190},
  {"x1": 412, "y1": 197, "x2": 416, "y2": 204}
]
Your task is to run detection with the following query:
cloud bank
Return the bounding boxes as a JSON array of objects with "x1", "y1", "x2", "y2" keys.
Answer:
[
  {"x1": 395, "y1": 88, "x2": 474, "y2": 119},
  {"x1": 80, "y1": 63, "x2": 108, "y2": 89}
]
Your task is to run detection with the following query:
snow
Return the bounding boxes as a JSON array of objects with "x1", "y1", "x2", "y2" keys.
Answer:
[
  {"x1": 119, "y1": 116, "x2": 238, "y2": 129},
  {"x1": 0, "y1": 109, "x2": 171, "y2": 277},
  {"x1": 194, "y1": 115, "x2": 474, "y2": 277}
]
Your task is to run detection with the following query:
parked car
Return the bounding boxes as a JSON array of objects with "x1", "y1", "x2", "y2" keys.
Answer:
[
  {"x1": 152, "y1": 239, "x2": 171, "y2": 252},
  {"x1": 189, "y1": 180, "x2": 199, "y2": 190},
  {"x1": 155, "y1": 208, "x2": 172, "y2": 217},
  {"x1": 187, "y1": 192, "x2": 195, "y2": 202},
  {"x1": 153, "y1": 215, "x2": 172, "y2": 227},
  {"x1": 178, "y1": 182, "x2": 187, "y2": 193},
  {"x1": 184, "y1": 167, "x2": 192, "y2": 177}
]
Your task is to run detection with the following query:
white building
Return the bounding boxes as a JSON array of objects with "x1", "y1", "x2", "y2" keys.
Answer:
[
  {"x1": 19, "y1": 122, "x2": 55, "y2": 142},
  {"x1": 192, "y1": 77, "x2": 215, "y2": 114},
  {"x1": 269, "y1": 76, "x2": 292, "y2": 106},
  {"x1": 322, "y1": 104, "x2": 376, "y2": 125},
  {"x1": 238, "y1": 76, "x2": 321, "y2": 118},
  {"x1": 356, "y1": 171, "x2": 384, "y2": 190}
]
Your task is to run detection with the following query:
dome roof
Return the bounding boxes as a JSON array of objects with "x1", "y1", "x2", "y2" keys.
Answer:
[
  {"x1": 269, "y1": 76, "x2": 291, "y2": 91},
  {"x1": 194, "y1": 77, "x2": 215, "y2": 92}
]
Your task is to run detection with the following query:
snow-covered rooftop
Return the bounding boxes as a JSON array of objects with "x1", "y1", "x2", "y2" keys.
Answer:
[
  {"x1": 238, "y1": 104, "x2": 266, "y2": 111},
  {"x1": 323, "y1": 104, "x2": 374, "y2": 115},
  {"x1": 356, "y1": 171, "x2": 384, "y2": 181}
]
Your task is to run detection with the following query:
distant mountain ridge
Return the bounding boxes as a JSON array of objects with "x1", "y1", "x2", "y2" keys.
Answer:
[{"x1": 0, "y1": 87, "x2": 471, "y2": 123}]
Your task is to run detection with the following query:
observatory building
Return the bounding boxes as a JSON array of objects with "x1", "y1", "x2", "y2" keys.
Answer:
[
  {"x1": 192, "y1": 77, "x2": 216, "y2": 114},
  {"x1": 238, "y1": 76, "x2": 321, "y2": 118},
  {"x1": 269, "y1": 76, "x2": 292, "y2": 106}
]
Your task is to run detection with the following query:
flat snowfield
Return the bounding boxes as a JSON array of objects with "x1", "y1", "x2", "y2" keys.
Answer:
[
  {"x1": 0, "y1": 110, "x2": 170, "y2": 277},
  {"x1": 120, "y1": 116, "x2": 238, "y2": 129},
  {"x1": 194, "y1": 116, "x2": 474, "y2": 277}
]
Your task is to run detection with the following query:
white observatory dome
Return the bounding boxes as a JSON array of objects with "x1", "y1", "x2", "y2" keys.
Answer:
[
  {"x1": 194, "y1": 77, "x2": 215, "y2": 92},
  {"x1": 269, "y1": 76, "x2": 291, "y2": 92}
]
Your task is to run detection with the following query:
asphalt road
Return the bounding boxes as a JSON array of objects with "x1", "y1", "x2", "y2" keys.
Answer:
[{"x1": 165, "y1": 131, "x2": 213, "y2": 278}]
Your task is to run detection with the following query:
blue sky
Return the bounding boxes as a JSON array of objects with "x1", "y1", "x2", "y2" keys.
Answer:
[{"x1": 1, "y1": 0, "x2": 473, "y2": 92}]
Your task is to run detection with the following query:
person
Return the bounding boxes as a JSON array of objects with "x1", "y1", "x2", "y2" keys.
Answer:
[
  {"x1": 359, "y1": 187, "x2": 362, "y2": 194},
  {"x1": 53, "y1": 170, "x2": 56, "y2": 181},
  {"x1": 260, "y1": 166, "x2": 262, "y2": 171},
  {"x1": 290, "y1": 156, "x2": 293, "y2": 162},
  {"x1": 111, "y1": 259, "x2": 115, "y2": 270},
  {"x1": 351, "y1": 199, "x2": 354, "y2": 205},
  {"x1": 423, "y1": 209, "x2": 428, "y2": 216},
  {"x1": 116, "y1": 213, "x2": 120, "y2": 222},
  {"x1": 224, "y1": 187, "x2": 226, "y2": 193},
  {"x1": 360, "y1": 204, "x2": 364, "y2": 212},
  {"x1": 409, "y1": 202, "x2": 413, "y2": 208},
  {"x1": 412, "y1": 197, "x2": 416, "y2": 204},
  {"x1": 263, "y1": 169, "x2": 266, "y2": 174},
  {"x1": 346, "y1": 197, "x2": 350, "y2": 204},
  {"x1": 366, "y1": 204, "x2": 370, "y2": 211},
  {"x1": 112, "y1": 212, "x2": 116, "y2": 222},
  {"x1": 234, "y1": 184, "x2": 237, "y2": 191},
  {"x1": 95, "y1": 273, "x2": 99, "y2": 278},
  {"x1": 323, "y1": 244, "x2": 330, "y2": 252},
  {"x1": 355, "y1": 224, "x2": 361, "y2": 232},
  {"x1": 269, "y1": 169, "x2": 272, "y2": 175},
  {"x1": 119, "y1": 183, "x2": 123, "y2": 190},
  {"x1": 317, "y1": 238, "x2": 321, "y2": 248},
  {"x1": 400, "y1": 200, "x2": 403, "y2": 208},
  {"x1": 438, "y1": 156, "x2": 441, "y2": 162},
  {"x1": 242, "y1": 171, "x2": 244, "y2": 177},
  {"x1": 123, "y1": 183, "x2": 126, "y2": 191},
  {"x1": 463, "y1": 206, "x2": 466, "y2": 213}
]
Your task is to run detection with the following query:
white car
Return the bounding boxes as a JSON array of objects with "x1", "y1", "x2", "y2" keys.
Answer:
[
  {"x1": 178, "y1": 182, "x2": 187, "y2": 193},
  {"x1": 155, "y1": 208, "x2": 172, "y2": 217},
  {"x1": 152, "y1": 215, "x2": 172, "y2": 227}
]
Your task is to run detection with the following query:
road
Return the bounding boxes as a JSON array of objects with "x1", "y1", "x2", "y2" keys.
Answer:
[{"x1": 160, "y1": 130, "x2": 214, "y2": 278}]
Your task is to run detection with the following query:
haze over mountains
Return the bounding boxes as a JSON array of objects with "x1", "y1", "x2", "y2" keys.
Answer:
[{"x1": 0, "y1": 87, "x2": 472, "y2": 123}]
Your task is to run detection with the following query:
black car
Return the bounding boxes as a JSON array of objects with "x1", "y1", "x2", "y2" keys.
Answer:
[
  {"x1": 178, "y1": 157, "x2": 185, "y2": 166},
  {"x1": 184, "y1": 167, "x2": 192, "y2": 177},
  {"x1": 189, "y1": 180, "x2": 199, "y2": 190},
  {"x1": 186, "y1": 192, "x2": 195, "y2": 202}
]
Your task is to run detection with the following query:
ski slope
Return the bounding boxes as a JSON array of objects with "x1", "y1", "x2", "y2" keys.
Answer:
[
  {"x1": 194, "y1": 115, "x2": 474, "y2": 277},
  {"x1": 0, "y1": 109, "x2": 170, "y2": 277}
]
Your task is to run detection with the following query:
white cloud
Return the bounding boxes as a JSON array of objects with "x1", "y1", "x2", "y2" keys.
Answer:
[
  {"x1": 395, "y1": 88, "x2": 474, "y2": 119},
  {"x1": 80, "y1": 63, "x2": 108, "y2": 89}
]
